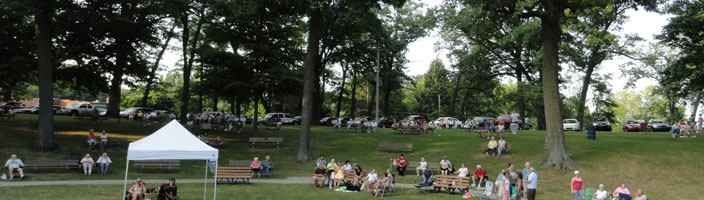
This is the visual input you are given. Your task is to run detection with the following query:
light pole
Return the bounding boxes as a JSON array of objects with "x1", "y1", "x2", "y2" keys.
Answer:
[{"x1": 376, "y1": 48, "x2": 380, "y2": 124}]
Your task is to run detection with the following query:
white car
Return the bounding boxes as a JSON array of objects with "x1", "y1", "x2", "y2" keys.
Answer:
[
  {"x1": 563, "y1": 119, "x2": 580, "y2": 131},
  {"x1": 433, "y1": 117, "x2": 464, "y2": 129},
  {"x1": 262, "y1": 113, "x2": 295, "y2": 125}
]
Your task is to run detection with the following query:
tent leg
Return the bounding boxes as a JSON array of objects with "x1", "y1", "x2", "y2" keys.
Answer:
[
  {"x1": 122, "y1": 160, "x2": 130, "y2": 200},
  {"x1": 213, "y1": 160, "x2": 218, "y2": 200},
  {"x1": 204, "y1": 160, "x2": 208, "y2": 200}
]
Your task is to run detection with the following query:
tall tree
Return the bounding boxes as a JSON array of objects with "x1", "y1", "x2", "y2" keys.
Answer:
[
  {"x1": 177, "y1": 1, "x2": 204, "y2": 122},
  {"x1": 34, "y1": 2, "x2": 56, "y2": 150},
  {"x1": 142, "y1": 25, "x2": 176, "y2": 107},
  {"x1": 299, "y1": 0, "x2": 322, "y2": 162}
]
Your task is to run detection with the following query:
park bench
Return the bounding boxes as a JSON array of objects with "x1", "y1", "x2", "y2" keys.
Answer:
[
  {"x1": 248, "y1": 137, "x2": 283, "y2": 150},
  {"x1": 379, "y1": 142, "x2": 412, "y2": 153},
  {"x1": 0, "y1": 112, "x2": 15, "y2": 119},
  {"x1": 433, "y1": 175, "x2": 471, "y2": 194},
  {"x1": 342, "y1": 169, "x2": 366, "y2": 185},
  {"x1": 480, "y1": 143, "x2": 512, "y2": 154},
  {"x1": 407, "y1": 161, "x2": 439, "y2": 173},
  {"x1": 24, "y1": 160, "x2": 80, "y2": 170},
  {"x1": 103, "y1": 138, "x2": 129, "y2": 149},
  {"x1": 214, "y1": 166, "x2": 252, "y2": 184},
  {"x1": 133, "y1": 160, "x2": 180, "y2": 172},
  {"x1": 229, "y1": 160, "x2": 271, "y2": 178}
]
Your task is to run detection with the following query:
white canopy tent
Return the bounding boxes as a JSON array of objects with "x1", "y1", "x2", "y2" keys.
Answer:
[{"x1": 122, "y1": 120, "x2": 219, "y2": 200}]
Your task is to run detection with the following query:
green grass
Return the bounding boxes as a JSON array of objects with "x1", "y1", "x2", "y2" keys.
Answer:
[{"x1": 1, "y1": 114, "x2": 703, "y2": 199}]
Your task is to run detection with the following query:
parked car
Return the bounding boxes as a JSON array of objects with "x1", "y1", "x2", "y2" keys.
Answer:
[
  {"x1": 592, "y1": 117, "x2": 612, "y2": 131},
  {"x1": 150, "y1": 110, "x2": 177, "y2": 121},
  {"x1": 622, "y1": 120, "x2": 643, "y2": 132},
  {"x1": 405, "y1": 115, "x2": 428, "y2": 123},
  {"x1": 262, "y1": 112, "x2": 295, "y2": 125},
  {"x1": 433, "y1": 117, "x2": 464, "y2": 129},
  {"x1": 472, "y1": 116, "x2": 496, "y2": 128},
  {"x1": 647, "y1": 119, "x2": 670, "y2": 132},
  {"x1": 563, "y1": 119, "x2": 580, "y2": 131},
  {"x1": 319, "y1": 117, "x2": 336, "y2": 126},
  {"x1": 30, "y1": 105, "x2": 66, "y2": 115},
  {"x1": 378, "y1": 117, "x2": 397, "y2": 128},
  {"x1": 495, "y1": 114, "x2": 523, "y2": 129},
  {"x1": 13, "y1": 107, "x2": 34, "y2": 114},
  {"x1": 0, "y1": 101, "x2": 23, "y2": 111},
  {"x1": 119, "y1": 107, "x2": 154, "y2": 118},
  {"x1": 293, "y1": 116, "x2": 301, "y2": 125},
  {"x1": 66, "y1": 103, "x2": 103, "y2": 117}
]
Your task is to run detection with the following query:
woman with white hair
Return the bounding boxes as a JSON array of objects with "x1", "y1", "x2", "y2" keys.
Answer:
[
  {"x1": 250, "y1": 157, "x2": 262, "y2": 178},
  {"x1": 593, "y1": 184, "x2": 608, "y2": 200}
]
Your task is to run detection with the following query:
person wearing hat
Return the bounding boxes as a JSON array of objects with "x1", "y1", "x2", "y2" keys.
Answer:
[
  {"x1": 128, "y1": 178, "x2": 146, "y2": 200},
  {"x1": 571, "y1": 170, "x2": 585, "y2": 200}
]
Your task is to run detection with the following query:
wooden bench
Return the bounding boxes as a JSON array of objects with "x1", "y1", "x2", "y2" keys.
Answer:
[
  {"x1": 433, "y1": 175, "x2": 471, "y2": 194},
  {"x1": 379, "y1": 142, "x2": 412, "y2": 153},
  {"x1": 249, "y1": 137, "x2": 283, "y2": 150},
  {"x1": 24, "y1": 160, "x2": 80, "y2": 170},
  {"x1": 214, "y1": 166, "x2": 252, "y2": 184},
  {"x1": 133, "y1": 160, "x2": 180, "y2": 172},
  {"x1": 407, "y1": 161, "x2": 440, "y2": 173},
  {"x1": 342, "y1": 168, "x2": 366, "y2": 185}
]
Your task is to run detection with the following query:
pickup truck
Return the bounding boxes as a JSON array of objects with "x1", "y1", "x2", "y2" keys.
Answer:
[{"x1": 66, "y1": 103, "x2": 102, "y2": 117}]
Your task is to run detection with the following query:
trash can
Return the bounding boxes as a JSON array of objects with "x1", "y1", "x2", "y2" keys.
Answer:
[
  {"x1": 587, "y1": 127, "x2": 596, "y2": 140},
  {"x1": 510, "y1": 122, "x2": 519, "y2": 135}
]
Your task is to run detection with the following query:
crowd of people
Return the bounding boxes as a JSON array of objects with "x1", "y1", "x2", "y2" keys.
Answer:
[
  {"x1": 312, "y1": 155, "x2": 391, "y2": 197},
  {"x1": 186, "y1": 110, "x2": 247, "y2": 133},
  {"x1": 571, "y1": 170, "x2": 648, "y2": 200},
  {"x1": 331, "y1": 118, "x2": 378, "y2": 133}
]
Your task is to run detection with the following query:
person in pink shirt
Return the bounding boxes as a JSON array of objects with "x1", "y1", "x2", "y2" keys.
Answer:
[
  {"x1": 612, "y1": 183, "x2": 631, "y2": 200},
  {"x1": 571, "y1": 171, "x2": 585, "y2": 200},
  {"x1": 80, "y1": 153, "x2": 94, "y2": 175},
  {"x1": 250, "y1": 157, "x2": 262, "y2": 178}
]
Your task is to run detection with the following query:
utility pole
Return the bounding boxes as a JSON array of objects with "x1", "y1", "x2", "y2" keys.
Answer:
[{"x1": 375, "y1": 48, "x2": 380, "y2": 123}]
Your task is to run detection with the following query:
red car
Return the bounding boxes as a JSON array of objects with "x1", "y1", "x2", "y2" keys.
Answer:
[
  {"x1": 495, "y1": 115, "x2": 522, "y2": 129},
  {"x1": 622, "y1": 120, "x2": 643, "y2": 132},
  {"x1": 0, "y1": 101, "x2": 23, "y2": 111}
]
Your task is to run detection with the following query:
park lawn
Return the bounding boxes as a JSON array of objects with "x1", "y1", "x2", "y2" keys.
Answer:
[{"x1": 1, "y1": 114, "x2": 703, "y2": 199}]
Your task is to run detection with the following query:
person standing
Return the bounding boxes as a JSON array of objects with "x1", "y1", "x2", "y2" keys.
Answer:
[
  {"x1": 525, "y1": 167, "x2": 538, "y2": 200},
  {"x1": 698, "y1": 114, "x2": 703, "y2": 132},
  {"x1": 506, "y1": 163, "x2": 518, "y2": 195},
  {"x1": 501, "y1": 171, "x2": 510, "y2": 200},
  {"x1": 571, "y1": 170, "x2": 585, "y2": 200},
  {"x1": 396, "y1": 154, "x2": 408, "y2": 176},
  {"x1": 99, "y1": 130, "x2": 108, "y2": 151},
  {"x1": 96, "y1": 152, "x2": 112, "y2": 175}
]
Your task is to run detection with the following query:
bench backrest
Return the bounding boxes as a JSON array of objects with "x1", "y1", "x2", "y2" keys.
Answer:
[
  {"x1": 248, "y1": 137, "x2": 284, "y2": 143},
  {"x1": 133, "y1": 160, "x2": 180, "y2": 166},
  {"x1": 435, "y1": 175, "x2": 470, "y2": 188},
  {"x1": 25, "y1": 160, "x2": 79, "y2": 167},
  {"x1": 228, "y1": 160, "x2": 251, "y2": 167},
  {"x1": 407, "y1": 162, "x2": 439, "y2": 170}
]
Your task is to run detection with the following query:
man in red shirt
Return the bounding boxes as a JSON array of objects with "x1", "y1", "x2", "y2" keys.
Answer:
[
  {"x1": 471, "y1": 164, "x2": 485, "y2": 188},
  {"x1": 396, "y1": 154, "x2": 408, "y2": 176}
]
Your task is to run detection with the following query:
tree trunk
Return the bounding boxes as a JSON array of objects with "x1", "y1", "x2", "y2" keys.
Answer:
[
  {"x1": 460, "y1": 86, "x2": 470, "y2": 114},
  {"x1": 253, "y1": 96, "x2": 259, "y2": 131},
  {"x1": 2, "y1": 87, "x2": 12, "y2": 102},
  {"x1": 229, "y1": 97, "x2": 235, "y2": 114},
  {"x1": 450, "y1": 73, "x2": 461, "y2": 116},
  {"x1": 666, "y1": 91, "x2": 678, "y2": 123},
  {"x1": 350, "y1": 70, "x2": 357, "y2": 118},
  {"x1": 576, "y1": 63, "x2": 595, "y2": 129},
  {"x1": 516, "y1": 69, "x2": 526, "y2": 122},
  {"x1": 198, "y1": 63, "x2": 204, "y2": 112},
  {"x1": 383, "y1": 84, "x2": 392, "y2": 117},
  {"x1": 689, "y1": 91, "x2": 701, "y2": 123},
  {"x1": 141, "y1": 25, "x2": 175, "y2": 108},
  {"x1": 367, "y1": 81, "x2": 374, "y2": 116},
  {"x1": 298, "y1": 2, "x2": 321, "y2": 162},
  {"x1": 106, "y1": 36, "x2": 125, "y2": 117},
  {"x1": 540, "y1": 13, "x2": 575, "y2": 169},
  {"x1": 235, "y1": 97, "x2": 241, "y2": 117},
  {"x1": 212, "y1": 96, "x2": 218, "y2": 112},
  {"x1": 179, "y1": 8, "x2": 204, "y2": 122},
  {"x1": 34, "y1": 6, "x2": 56, "y2": 151},
  {"x1": 261, "y1": 95, "x2": 271, "y2": 113},
  {"x1": 335, "y1": 63, "x2": 348, "y2": 117}
]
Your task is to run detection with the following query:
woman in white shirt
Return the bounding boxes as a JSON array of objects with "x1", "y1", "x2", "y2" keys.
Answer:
[
  {"x1": 440, "y1": 156, "x2": 453, "y2": 175},
  {"x1": 343, "y1": 160, "x2": 352, "y2": 170},
  {"x1": 456, "y1": 163, "x2": 469, "y2": 177},
  {"x1": 99, "y1": 130, "x2": 108, "y2": 151},
  {"x1": 365, "y1": 169, "x2": 378, "y2": 192},
  {"x1": 416, "y1": 157, "x2": 428, "y2": 176},
  {"x1": 593, "y1": 184, "x2": 609, "y2": 200},
  {"x1": 97, "y1": 152, "x2": 112, "y2": 175}
]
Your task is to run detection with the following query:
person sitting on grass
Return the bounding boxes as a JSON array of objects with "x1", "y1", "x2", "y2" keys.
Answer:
[
  {"x1": 333, "y1": 164, "x2": 345, "y2": 189},
  {"x1": 214, "y1": 136, "x2": 224, "y2": 147},
  {"x1": 129, "y1": 178, "x2": 146, "y2": 200},
  {"x1": 471, "y1": 165, "x2": 485, "y2": 188},
  {"x1": 498, "y1": 136, "x2": 507, "y2": 157},
  {"x1": 456, "y1": 163, "x2": 469, "y2": 177},
  {"x1": 250, "y1": 157, "x2": 262, "y2": 178},
  {"x1": 4, "y1": 154, "x2": 25, "y2": 180},
  {"x1": 365, "y1": 169, "x2": 378, "y2": 192},
  {"x1": 262, "y1": 155, "x2": 273, "y2": 178},
  {"x1": 158, "y1": 178, "x2": 178, "y2": 200},
  {"x1": 313, "y1": 165, "x2": 327, "y2": 188},
  {"x1": 416, "y1": 157, "x2": 428, "y2": 176},
  {"x1": 613, "y1": 183, "x2": 631, "y2": 200},
  {"x1": 87, "y1": 129, "x2": 98, "y2": 150},
  {"x1": 97, "y1": 152, "x2": 112, "y2": 175},
  {"x1": 593, "y1": 184, "x2": 609, "y2": 200},
  {"x1": 373, "y1": 170, "x2": 392, "y2": 197},
  {"x1": 485, "y1": 137, "x2": 498, "y2": 158},
  {"x1": 81, "y1": 154, "x2": 94, "y2": 175},
  {"x1": 633, "y1": 189, "x2": 647, "y2": 200},
  {"x1": 439, "y1": 156, "x2": 453, "y2": 175},
  {"x1": 396, "y1": 154, "x2": 408, "y2": 176}
]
